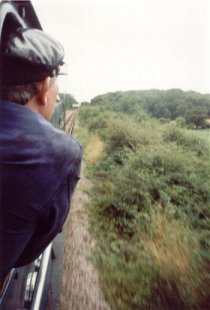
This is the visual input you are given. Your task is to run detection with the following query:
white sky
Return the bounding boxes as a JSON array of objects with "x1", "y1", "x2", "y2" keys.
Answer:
[{"x1": 32, "y1": 0, "x2": 210, "y2": 102}]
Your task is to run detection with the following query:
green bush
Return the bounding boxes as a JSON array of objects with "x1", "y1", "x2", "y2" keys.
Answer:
[
  {"x1": 88, "y1": 115, "x2": 108, "y2": 134},
  {"x1": 163, "y1": 125, "x2": 210, "y2": 157},
  {"x1": 93, "y1": 212, "x2": 208, "y2": 310},
  {"x1": 79, "y1": 105, "x2": 104, "y2": 127},
  {"x1": 175, "y1": 116, "x2": 186, "y2": 128},
  {"x1": 94, "y1": 242, "x2": 156, "y2": 310},
  {"x1": 96, "y1": 143, "x2": 210, "y2": 237},
  {"x1": 78, "y1": 104, "x2": 210, "y2": 310},
  {"x1": 104, "y1": 117, "x2": 156, "y2": 154}
]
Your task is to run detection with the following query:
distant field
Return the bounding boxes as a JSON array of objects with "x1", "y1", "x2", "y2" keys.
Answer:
[{"x1": 192, "y1": 129, "x2": 210, "y2": 142}]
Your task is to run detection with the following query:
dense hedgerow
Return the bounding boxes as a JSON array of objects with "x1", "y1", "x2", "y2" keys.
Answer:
[
  {"x1": 78, "y1": 104, "x2": 210, "y2": 310},
  {"x1": 79, "y1": 105, "x2": 104, "y2": 128},
  {"x1": 104, "y1": 117, "x2": 154, "y2": 153},
  {"x1": 91, "y1": 123, "x2": 210, "y2": 236},
  {"x1": 163, "y1": 124, "x2": 210, "y2": 157},
  {"x1": 106, "y1": 145, "x2": 210, "y2": 234}
]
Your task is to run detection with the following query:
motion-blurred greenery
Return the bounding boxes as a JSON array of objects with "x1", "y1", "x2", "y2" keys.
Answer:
[{"x1": 78, "y1": 89, "x2": 210, "y2": 309}]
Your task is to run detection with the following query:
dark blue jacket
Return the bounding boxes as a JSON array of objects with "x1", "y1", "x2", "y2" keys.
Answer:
[{"x1": 0, "y1": 99, "x2": 82, "y2": 285}]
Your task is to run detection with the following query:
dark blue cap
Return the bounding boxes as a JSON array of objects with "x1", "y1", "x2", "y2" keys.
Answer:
[{"x1": 1, "y1": 28, "x2": 64, "y2": 85}]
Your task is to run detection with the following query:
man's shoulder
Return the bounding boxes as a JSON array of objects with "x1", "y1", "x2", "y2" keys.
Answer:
[
  {"x1": 0, "y1": 99, "x2": 82, "y2": 165},
  {"x1": 41, "y1": 123, "x2": 83, "y2": 186},
  {"x1": 47, "y1": 125, "x2": 83, "y2": 164}
]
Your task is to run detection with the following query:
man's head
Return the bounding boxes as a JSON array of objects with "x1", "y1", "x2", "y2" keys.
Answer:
[{"x1": 0, "y1": 28, "x2": 64, "y2": 120}]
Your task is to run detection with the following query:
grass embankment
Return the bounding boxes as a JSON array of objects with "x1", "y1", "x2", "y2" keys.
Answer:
[{"x1": 78, "y1": 105, "x2": 210, "y2": 310}]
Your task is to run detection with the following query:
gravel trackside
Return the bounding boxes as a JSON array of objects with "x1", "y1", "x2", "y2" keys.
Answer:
[{"x1": 60, "y1": 162, "x2": 111, "y2": 310}]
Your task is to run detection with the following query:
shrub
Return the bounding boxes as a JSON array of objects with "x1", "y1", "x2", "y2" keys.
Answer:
[
  {"x1": 163, "y1": 125, "x2": 210, "y2": 157},
  {"x1": 94, "y1": 210, "x2": 208, "y2": 310},
  {"x1": 94, "y1": 242, "x2": 156, "y2": 310},
  {"x1": 175, "y1": 116, "x2": 186, "y2": 128},
  {"x1": 88, "y1": 115, "x2": 108, "y2": 135},
  {"x1": 78, "y1": 105, "x2": 210, "y2": 310},
  {"x1": 79, "y1": 105, "x2": 104, "y2": 127},
  {"x1": 88, "y1": 115, "x2": 210, "y2": 240},
  {"x1": 104, "y1": 117, "x2": 156, "y2": 155},
  {"x1": 108, "y1": 144, "x2": 210, "y2": 232}
]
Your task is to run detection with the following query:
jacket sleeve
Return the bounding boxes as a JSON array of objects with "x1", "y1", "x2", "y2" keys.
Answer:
[{"x1": 14, "y1": 158, "x2": 82, "y2": 267}]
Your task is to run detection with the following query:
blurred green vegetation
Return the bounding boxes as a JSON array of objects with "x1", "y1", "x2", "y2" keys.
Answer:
[
  {"x1": 78, "y1": 90, "x2": 210, "y2": 310},
  {"x1": 192, "y1": 129, "x2": 210, "y2": 142},
  {"x1": 59, "y1": 92, "x2": 78, "y2": 110}
]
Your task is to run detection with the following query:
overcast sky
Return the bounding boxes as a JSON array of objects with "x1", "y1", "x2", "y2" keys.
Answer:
[{"x1": 32, "y1": 0, "x2": 210, "y2": 102}]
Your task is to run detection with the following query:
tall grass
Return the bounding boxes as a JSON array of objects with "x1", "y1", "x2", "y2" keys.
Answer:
[
  {"x1": 192, "y1": 129, "x2": 210, "y2": 142},
  {"x1": 85, "y1": 134, "x2": 104, "y2": 165},
  {"x1": 94, "y1": 210, "x2": 207, "y2": 310}
]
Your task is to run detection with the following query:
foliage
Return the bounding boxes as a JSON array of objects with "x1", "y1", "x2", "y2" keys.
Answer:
[
  {"x1": 78, "y1": 94, "x2": 210, "y2": 310},
  {"x1": 79, "y1": 105, "x2": 104, "y2": 126},
  {"x1": 90, "y1": 89, "x2": 210, "y2": 128},
  {"x1": 193, "y1": 129, "x2": 210, "y2": 142},
  {"x1": 104, "y1": 116, "x2": 152, "y2": 153},
  {"x1": 59, "y1": 92, "x2": 77, "y2": 109},
  {"x1": 92, "y1": 132, "x2": 210, "y2": 236},
  {"x1": 185, "y1": 106, "x2": 208, "y2": 128},
  {"x1": 94, "y1": 211, "x2": 208, "y2": 310},
  {"x1": 163, "y1": 125, "x2": 210, "y2": 157},
  {"x1": 175, "y1": 116, "x2": 186, "y2": 128},
  {"x1": 85, "y1": 134, "x2": 104, "y2": 165}
]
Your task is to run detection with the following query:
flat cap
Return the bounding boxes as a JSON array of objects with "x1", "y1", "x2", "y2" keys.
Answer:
[{"x1": 1, "y1": 28, "x2": 64, "y2": 85}]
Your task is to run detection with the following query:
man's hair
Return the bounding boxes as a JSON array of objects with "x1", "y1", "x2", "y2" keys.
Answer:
[{"x1": 1, "y1": 82, "x2": 41, "y2": 105}]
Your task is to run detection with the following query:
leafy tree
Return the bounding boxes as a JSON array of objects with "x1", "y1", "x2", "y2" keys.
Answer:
[
  {"x1": 90, "y1": 89, "x2": 210, "y2": 128},
  {"x1": 185, "y1": 107, "x2": 207, "y2": 128},
  {"x1": 59, "y1": 93, "x2": 78, "y2": 110}
]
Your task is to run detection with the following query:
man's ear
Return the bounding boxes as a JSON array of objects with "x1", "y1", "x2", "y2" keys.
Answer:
[{"x1": 38, "y1": 77, "x2": 51, "y2": 106}]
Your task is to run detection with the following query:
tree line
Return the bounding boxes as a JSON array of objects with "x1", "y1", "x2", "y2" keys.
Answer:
[
  {"x1": 89, "y1": 89, "x2": 210, "y2": 128},
  {"x1": 59, "y1": 93, "x2": 77, "y2": 109}
]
